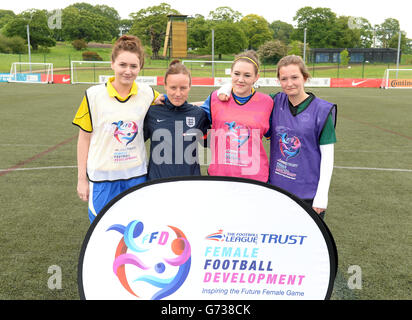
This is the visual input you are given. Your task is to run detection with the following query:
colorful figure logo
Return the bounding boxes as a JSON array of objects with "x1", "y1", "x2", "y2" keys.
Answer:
[
  {"x1": 225, "y1": 121, "x2": 250, "y2": 148},
  {"x1": 278, "y1": 132, "x2": 301, "y2": 160},
  {"x1": 112, "y1": 121, "x2": 138, "y2": 145},
  {"x1": 107, "y1": 220, "x2": 191, "y2": 300}
]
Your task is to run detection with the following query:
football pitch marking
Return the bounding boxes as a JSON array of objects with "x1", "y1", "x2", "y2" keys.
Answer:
[
  {"x1": 341, "y1": 116, "x2": 412, "y2": 141},
  {"x1": 0, "y1": 165, "x2": 76, "y2": 172},
  {"x1": 0, "y1": 134, "x2": 78, "y2": 177},
  {"x1": 334, "y1": 166, "x2": 412, "y2": 172}
]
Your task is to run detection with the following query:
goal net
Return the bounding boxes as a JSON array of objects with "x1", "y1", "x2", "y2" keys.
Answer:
[
  {"x1": 182, "y1": 60, "x2": 233, "y2": 78},
  {"x1": 381, "y1": 69, "x2": 412, "y2": 89},
  {"x1": 71, "y1": 60, "x2": 113, "y2": 84},
  {"x1": 9, "y1": 62, "x2": 53, "y2": 84}
]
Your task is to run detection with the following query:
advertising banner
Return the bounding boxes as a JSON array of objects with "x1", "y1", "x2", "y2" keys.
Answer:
[
  {"x1": 50, "y1": 74, "x2": 71, "y2": 84},
  {"x1": 98, "y1": 75, "x2": 158, "y2": 86},
  {"x1": 330, "y1": 78, "x2": 381, "y2": 88},
  {"x1": 9, "y1": 73, "x2": 41, "y2": 82},
  {"x1": 0, "y1": 73, "x2": 11, "y2": 82},
  {"x1": 387, "y1": 79, "x2": 412, "y2": 88},
  {"x1": 78, "y1": 177, "x2": 337, "y2": 300}
]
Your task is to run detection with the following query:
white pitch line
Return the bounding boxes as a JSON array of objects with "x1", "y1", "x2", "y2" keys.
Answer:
[
  {"x1": 334, "y1": 166, "x2": 412, "y2": 172},
  {"x1": 0, "y1": 165, "x2": 76, "y2": 172},
  {"x1": 0, "y1": 144, "x2": 56, "y2": 147},
  {"x1": 337, "y1": 150, "x2": 412, "y2": 153}
]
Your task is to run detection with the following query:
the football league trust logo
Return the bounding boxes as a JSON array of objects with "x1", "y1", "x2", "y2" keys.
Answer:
[{"x1": 107, "y1": 220, "x2": 191, "y2": 300}]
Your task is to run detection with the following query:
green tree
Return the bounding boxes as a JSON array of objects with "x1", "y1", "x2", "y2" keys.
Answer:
[
  {"x1": 332, "y1": 16, "x2": 361, "y2": 48},
  {"x1": 270, "y1": 20, "x2": 294, "y2": 44},
  {"x1": 0, "y1": 34, "x2": 27, "y2": 54},
  {"x1": 404, "y1": 38, "x2": 412, "y2": 55},
  {"x1": 375, "y1": 18, "x2": 401, "y2": 48},
  {"x1": 208, "y1": 6, "x2": 242, "y2": 23},
  {"x1": 388, "y1": 31, "x2": 408, "y2": 52},
  {"x1": 287, "y1": 40, "x2": 308, "y2": 57},
  {"x1": 0, "y1": 9, "x2": 15, "y2": 30},
  {"x1": 129, "y1": 2, "x2": 180, "y2": 58},
  {"x1": 187, "y1": 15, "x2": 211, "y2": 50},
  {"x1": 94, "y1": 4, "x2": 121, "y2": 39},
  {"x1": 240, "y1": 14, "x2": 273, "y2": 50},
  {"x1": 119, "y1": 19, "x2": 133, "y2": 36},
  {"x1": 257, "y1": 39, "x2": 287, "y2": 64},
  {"x1": 61, "y1": 3, "x2": 119, "y2": 42},
  {"x1": 207, "y1": 22, "x2": 247, "y2": 59},
  {"x1": 347, "y1": 16, "x2": 374, "y2": 48},
  {"x1": 292, "y1": 6, "x2": 339, "y2": 48},
  {"x1": 3, "y1": 9, "x2": 55, "y2": 50},
  {"x1": 340, "y1": 49, "x2": 349, "y2": 66}
]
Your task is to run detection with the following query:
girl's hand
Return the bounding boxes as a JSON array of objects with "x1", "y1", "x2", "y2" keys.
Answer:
[
  {"x1": 218, "y1": 93, "x2": 229, "y2": 101},
  {"x1": 154, "y1": 94, "x2": 165, "y2": 105},
  {"x1": 77, "y1": 178, "x2": 89, "y2": 202},
  {"x1": 312, "y1": 207, "x2": 325, "y2": 215}
]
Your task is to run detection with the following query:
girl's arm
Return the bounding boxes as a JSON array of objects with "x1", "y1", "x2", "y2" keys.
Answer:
[
  {"x1": 77, "y1": 129, "x2": 91, "y2": 202},
  {"x1": 312, "y1": 144, "x2": 334, "y2": 213}
]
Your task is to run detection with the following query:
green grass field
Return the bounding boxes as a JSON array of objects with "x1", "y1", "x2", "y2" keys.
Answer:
[{"x1": 0, "y1": 83, "x2": 411, "y2": 300}]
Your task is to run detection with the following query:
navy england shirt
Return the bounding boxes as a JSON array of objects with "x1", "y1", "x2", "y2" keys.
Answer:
[{"x1": 144, "y1": 99, "x2": 210, "y2": 181}]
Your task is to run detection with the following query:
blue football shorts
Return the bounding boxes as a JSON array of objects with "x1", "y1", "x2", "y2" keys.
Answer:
[{"x1": 88, "y1": 175, "x2": 147, "y2": 223}]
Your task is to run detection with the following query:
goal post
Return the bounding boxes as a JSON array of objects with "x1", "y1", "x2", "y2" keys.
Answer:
[
  {"x1": 381, "y1": 69, "x2": 412, "y2": 89},
  {"x1": 71, "y1": 60, "x2": 113, "y2": 84},
  {"x1": 9, "y1": 62, "x2": 53, "y2": 84}
]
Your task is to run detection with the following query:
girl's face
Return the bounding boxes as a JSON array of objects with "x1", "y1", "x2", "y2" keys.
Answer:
[
  {"x1": 278, "y1": 64, "x2": 307, "y2": 97},
  {"x1": 231, "y1": 60, "x2": 259, "y2": 97},
  {"x1": 111, "y1": 50, "x2": 140, "y2": 87},
  {"x1": 164, "y1": 73, "x2": 191, "y2": 106}
]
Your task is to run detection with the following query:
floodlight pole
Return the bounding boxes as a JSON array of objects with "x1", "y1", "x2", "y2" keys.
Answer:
[
  {"x1": 396, "y1": 30, "x2": 401, "y2": 78},
  {"x1": 27, "y1": 24, "x2": 32, "y2": 72},
  {"x1": 212, "y1": 29, "x2": 215, "y2": 78},
  {"x1": 303, "y1": 28, "x2": 307, "y2": 62}
]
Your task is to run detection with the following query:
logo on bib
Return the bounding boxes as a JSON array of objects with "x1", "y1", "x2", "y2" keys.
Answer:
[
  {"x1": 112, "y1": 120, "x2": 138, "y2": 146},
  {"x1": 278, "y1": 132, "x2": 301, "y2": 160}
]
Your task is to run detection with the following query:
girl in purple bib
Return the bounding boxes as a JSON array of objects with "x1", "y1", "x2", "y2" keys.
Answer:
[{"x1": 269, "y1": 55, "x2": 337, "y2": 219}]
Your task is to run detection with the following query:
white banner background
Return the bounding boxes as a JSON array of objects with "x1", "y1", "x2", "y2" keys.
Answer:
[{"x1": 79, "y1": 177, "x2": 337, "y2": 300}]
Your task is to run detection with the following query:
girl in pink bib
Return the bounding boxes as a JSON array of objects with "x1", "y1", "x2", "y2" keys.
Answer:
[{"x1": 199, "y1": 51, "x2": 274, "y2": 182}]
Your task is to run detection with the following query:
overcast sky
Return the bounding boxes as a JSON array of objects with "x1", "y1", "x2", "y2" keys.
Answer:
[{"x1": 4, "y1": 0, "x2": 411, "y2": 37}]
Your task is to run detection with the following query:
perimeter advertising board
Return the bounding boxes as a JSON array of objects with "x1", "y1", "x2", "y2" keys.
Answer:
[{"x1": 78, "y1": 177, "x2": 337, "y2": 300}]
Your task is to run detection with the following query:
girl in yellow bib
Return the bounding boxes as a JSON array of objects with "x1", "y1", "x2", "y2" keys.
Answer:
[{"x1": 72, "y1": 35, "x2": 160, "y2": 223}]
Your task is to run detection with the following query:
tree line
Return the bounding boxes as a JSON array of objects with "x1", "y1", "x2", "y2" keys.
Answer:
[{"x1": 0, "y1": 2, "x2": 410, "y2": 61}]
